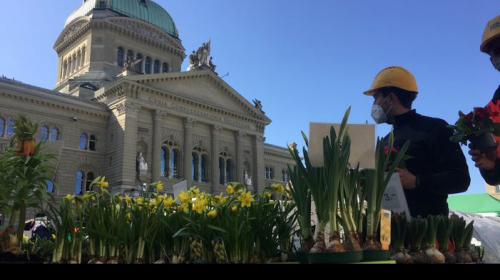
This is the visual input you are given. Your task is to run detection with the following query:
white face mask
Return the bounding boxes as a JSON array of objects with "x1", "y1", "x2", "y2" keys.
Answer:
[{"x1": 371, "y1": 104, "x2": 388, "y2": 124}]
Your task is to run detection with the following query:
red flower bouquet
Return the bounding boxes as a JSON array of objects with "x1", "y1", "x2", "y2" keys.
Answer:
[
  {"x1": 450, "y1": 103, "x2": 500, "y2": 153},
  {"x1": 384, "y1": 146, "x2": 412, "y2": 170}
]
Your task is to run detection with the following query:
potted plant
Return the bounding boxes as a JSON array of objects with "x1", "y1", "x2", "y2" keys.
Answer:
[
  {"x1": 449, "y1": 107, "x2": 500, "y2": 153},
  {"x1": 362, "y1": 133, "x2": 409, "y2": 261},
  {"x1": 11, "y1": 115, "x2": 39, "y2": 157}
]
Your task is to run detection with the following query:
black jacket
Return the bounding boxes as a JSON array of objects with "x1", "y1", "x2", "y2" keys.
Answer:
[
  {"x1": 480, "y1": 85, "x2": 500, "y2": 185},
  {"x1": 387, "y1": 110, "x2": 471, "y2": 217}
]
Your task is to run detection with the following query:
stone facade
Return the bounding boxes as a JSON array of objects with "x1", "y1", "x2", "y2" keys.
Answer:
[{"x1": 0, "y1": 1, "x2": 293, "y2": 198}]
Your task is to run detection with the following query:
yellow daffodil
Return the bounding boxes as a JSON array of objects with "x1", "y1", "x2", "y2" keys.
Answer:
[
  {"x1": 64, "y1": 194, "x2": 75, "y2": 203},
  {"x1": 239, "y1": 192, "x2": 255, "y2": 208},
  {"x1": 155, "y1": 182, "x2": 165, "y2": 193},
  {"x1": 136, "y1": 197, "x2": 145, "y2": 206},
  {"x1": 231, "y1": 205, "x2": 239, "y2": 213},
  {"x1": 190, "y1": 187, "x2": 201, "y2": 196},
  {"x1": 100, "y1": 180, "x2": 109, "y2": 190},
  {"x1": 179, "y1": 191, "x2": 191, "y2": 204},
  {"x1": 164, "y1": 196, "x2": 176, "y2": 209},
  {"x1": 124, "y1": 195, "x2": 133, "y2": 206},
  {"x1": 272, "y1": 183, "x2": 285, "y2": 194},
  {"x1": 192, "y1": 197, "x2": 208, "y2": 214},
  {"x1": 208, "y1": 209, "x2": 218, "y2": 219},
  {"x1": 264, "y1": 192, "x2": 273, "y2": 200},
  {"x1": 178, "y1": 203, "x2": 190, "y2": 214},
  {"x1": 226, "y1": 185, "x2": 235, "y2": 195},
  {"x1": 51, "y1": 234, "x2": 56, "y2": 241},
  {"x1": 289, "y1": 142, "x2": 298, "y2": 151},
  {"x1": 214, "y1": 194, "x2": 228, "y2": 206},
  {"x1": 82, "y1": 193, "x2": 93, "y2": 202}
]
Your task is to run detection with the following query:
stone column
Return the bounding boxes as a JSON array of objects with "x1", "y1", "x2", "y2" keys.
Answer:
[
  {"x1": 117, "y1": 102, "x2": 140, "y2": 192},
  {"x1": 152, "y1": 110, "x2": 166, "y2": 182},
  {"x1": 211, "y1": 125, "x2": 222, "y2": 193},
  {"x1": 252, "y1": 134, "x2": 265, "y2": 193},
  {"x1": 235, "y1": 131, "x2": 244, "y2": 183},
  {"x1": 183, "y1": 118, "x2": 194, "y2": 187}
]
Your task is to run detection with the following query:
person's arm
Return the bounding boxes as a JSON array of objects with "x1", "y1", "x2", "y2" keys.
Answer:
[{"x1": 415, "y1": 123, "x2": 471, "y2": 195}]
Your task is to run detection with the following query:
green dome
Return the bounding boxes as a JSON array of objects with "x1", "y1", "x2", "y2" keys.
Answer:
[{"x1": 65, "y1": 0, "x2": 179, "y2": 38}]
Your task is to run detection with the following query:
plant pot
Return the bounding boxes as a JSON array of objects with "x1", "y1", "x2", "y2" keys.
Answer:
[
  {"x1": 307, "y1": 251, "x2": 363, "y2": 264},
  {"x1": 470, "y1": 133, "x2": 497, "y2": 153},
  {"x1": 363, "y1": 250, "x2": 391, "y2": 262},
  {"x1": 17, "y1": 140, "x2": 36, "y2": 157}
]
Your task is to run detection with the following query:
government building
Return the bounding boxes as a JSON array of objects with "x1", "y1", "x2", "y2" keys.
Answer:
[{"x1": 0, "y1": 0, "x2": 294, "y2": 197}]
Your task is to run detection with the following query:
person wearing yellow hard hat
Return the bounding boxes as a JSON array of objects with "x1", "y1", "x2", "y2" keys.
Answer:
[
  {"x1": 468, "y1": 15, "x2": 500, "y2": 186},
  {"x1": 365, "y1": 66, "x2": 470, "y2": 217}
]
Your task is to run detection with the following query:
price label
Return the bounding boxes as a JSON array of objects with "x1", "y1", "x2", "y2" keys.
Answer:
[{"x1": 380, "y1": 209, "x2": 391, "y2": 251}]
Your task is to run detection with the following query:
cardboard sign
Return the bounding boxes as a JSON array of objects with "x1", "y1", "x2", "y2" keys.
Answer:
[
  {"x1": 309, "y1": 123, "x2": 376, "y2": 169},
  {"x1": 380, "y1": 209, "x2": 392, "y2": 251},
  {"x1": 381, "y1": 173, "x2": 412, "y2": 219},
  {"x1": 173, "y1": 180, "x2": 188, "y2": 199}
]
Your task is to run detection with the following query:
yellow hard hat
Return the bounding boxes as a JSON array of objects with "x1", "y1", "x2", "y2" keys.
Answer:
[
  {"x1": 481, "y1": 15, "x2": 500, "y2": 53},
  {"x1": 364, "y1": 66, "x2": 419, "y2": 96}
]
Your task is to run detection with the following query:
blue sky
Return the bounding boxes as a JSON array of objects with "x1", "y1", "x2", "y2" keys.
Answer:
[{"x1": 0, "y1": 0, "x2": 498, "y2": 194}]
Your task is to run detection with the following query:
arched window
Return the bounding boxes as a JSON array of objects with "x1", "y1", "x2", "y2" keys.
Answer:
[
  {"x1": 89, "y1": 135, "x2": 97, "y2": 151},
  {"x1": 201, "y1": 154, "x2": 208, "y2": 182},
  {"x1": 127, "y1": 50, "x2": 134, "y2": 64},
  {"x1": 49, "y1": 127, "x2": 59, "y2": 142},
  {"x1": 219, "y1": 152, "x2": 232, "y2": 185},
  {"x1": 145, "y1": 57, "x2": 152, "y2": 74},
  {"x1": 39, "y1": 126, "x2": 49, "y2": 143},
  {"x1": 162, "y1": 63, "x2": 169, "y2": 73},
  {"x1": 135, "y1": 53, "x2": 144, "y2": 73},
  {"x1": 161, "y1": 146, "x2": 168, "y2": 177},
  {"x1": 62, "y1": 61, "x2": 67, "y2": 78},
  {"x1": 265, "y1": 166, "x2": 275, "y2": 180},
  {"x1": 79, "y1": 133, "x2": 88, "y2": 150},
  {"x1": 81, "y1": 47, "x2": 86, "y2": 66},
  {"x1": 0, "y1": 118, "x2": 5, "y2": 137},
  {"x1": 6, "y1": 119, "x2": 15, "y2": 138},
  {"x1": 72, "y1": 54, "x2": 77, "y2": 72},
  {"x1": 226, "y1": 159, "x2": 233, "y2": 182},
  {"x1": 117, "y1": 47, "x2": 125, "y2": 67},
  {"x1": 219, "y1": 157, "x2": 225, "y2": 185},
  {"x1": 192, "y1": 152, "x2": 200, "y2": 181},
  {"x1": 154, "y1": 60, "x2": 160, "y2": 74},
  {"x1": 75, "y1": 171, "x2": 85, "y2": 195},
  {"x1": 76, "y1": 51, "x2": 82, "y2": 69},
  {"x1": 161, "y1": 141, "x2": 180, "y2": 179},
  {"x1": 47, "y1": 180, "x2": 55, "y2": 194},
  {"x1": 86, "y1": 172, "x2": 95, "y2": 192},
  {"x1": 171, "y1": 148, "x2": 179, "y2": 178},
  {"x1": 282, "y1": 169, "x2": 289, "y2": 183}
]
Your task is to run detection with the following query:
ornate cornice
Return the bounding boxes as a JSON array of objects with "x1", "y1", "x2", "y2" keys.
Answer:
[
  {"x1": 0, "y1": 84, "x2": 109, "y2": 120},
  {"x1": 126, "y1": 71, "x2": 272, "y2": 124},
  {"x1": 97, "y1": 79, "x2": 268, "y2": 133},
  {"x1": 55, "y1": 17, "x2": 185, "y2": 59}
]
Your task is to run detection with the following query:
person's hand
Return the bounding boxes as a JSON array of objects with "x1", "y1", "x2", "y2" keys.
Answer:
[
  {"x1": 396, "y1": 168, "x2": 417, "y2": 190},
  {"x1": 468, "y1": 148, "x2": 496, "y2": 171},
  {"x1": 468, "y1": 143, "x2": 497, "y2": 171}
]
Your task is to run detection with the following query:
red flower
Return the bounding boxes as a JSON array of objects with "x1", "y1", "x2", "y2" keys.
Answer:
[
  {"x1": 474, "y1": 107, "x2": 490, "y2": 121},
  {"x1": 384, "y1": 146, "x2": 399, "y2": 156},
  {"x1": 487, "y1": 101, "x2": 500, "y2": 123}
]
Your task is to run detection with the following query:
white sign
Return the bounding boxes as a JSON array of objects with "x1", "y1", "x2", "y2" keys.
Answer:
[
  {"x1": 309, "y1": 123, "x2": 376, "y2": 169},
  {"x1": 381, "y1": 173, "x2": 412, "y2": 220},
  {"x1": 173, "y1": 180, "x2": 188, "y2": 199}
]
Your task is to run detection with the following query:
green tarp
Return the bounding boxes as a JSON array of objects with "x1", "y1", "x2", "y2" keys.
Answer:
[{"x1": 448, "y1": 194, "x2": 500, "y2": 215}]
